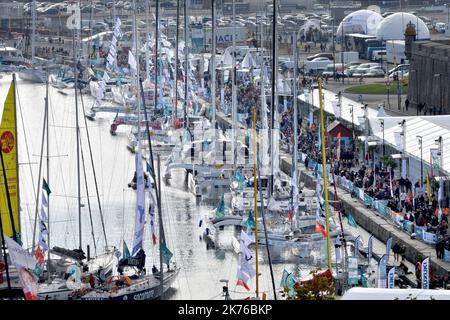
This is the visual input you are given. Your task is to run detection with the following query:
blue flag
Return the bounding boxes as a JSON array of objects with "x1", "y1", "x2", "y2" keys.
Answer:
[
  {"x1": 280, "y1": 269, "x2": 289, "y2": 288},
  {"x1": 215, "y1": 194, "x2": 225, "y2": 218},
  {"x1": 162, "y1": 243, "x2": 173, "y2": 265},
  {"x1": 123, "y1": 240, "x2": 130, "y2": 259},
  {"x1": 347, "y1": 213, "x2": 358, "y2": 228},
  {"x1": 245, "y1": 211, "x2": 255, "y2": 229}
]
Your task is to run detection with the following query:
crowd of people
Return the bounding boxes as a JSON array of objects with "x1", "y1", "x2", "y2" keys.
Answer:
[{"x1": 293, "y1": 122, "x2": 450, "y2": 260}]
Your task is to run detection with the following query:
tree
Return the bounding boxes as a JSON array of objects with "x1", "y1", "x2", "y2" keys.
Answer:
[
  {"x1": 282, "y1": 269, "x2": 335, "y2": 300},
  {"x1": 381, "y1": 155, "x2": 397, "y2": 170}
]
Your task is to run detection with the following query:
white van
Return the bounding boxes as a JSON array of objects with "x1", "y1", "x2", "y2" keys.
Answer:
[{"x1": 435, "y1": 22, "x2": 446, "y2": 33}]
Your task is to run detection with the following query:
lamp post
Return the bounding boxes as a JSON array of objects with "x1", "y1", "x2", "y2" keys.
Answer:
[
  {"x1": 417, "y1": 135, "x2": 423, "y2": 188},
  {"x1": 409, "y1": 69, "x2": 419, "y2": 115},
  {"x1": 434, "y1": 74, "x2": 442, "y2": 115},
  {"x1": 435, "y1": 136, "x2": 443, "y2": 175},
  {"x1": 349, "y1": 103, "x2": 354, "y2": 146},
  {"x1": 380, "y1": 119, "x2": 385, "y2": 159}
]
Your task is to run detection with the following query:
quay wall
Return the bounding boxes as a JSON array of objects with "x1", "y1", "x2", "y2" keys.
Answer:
[{"x1": 215, "y1": 111, "x2": 450, "y2": 277}]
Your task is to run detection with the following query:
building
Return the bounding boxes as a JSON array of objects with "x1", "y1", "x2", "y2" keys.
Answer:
[{"x1": 407, "y1": 38, "x2": 450, "y2": 115}]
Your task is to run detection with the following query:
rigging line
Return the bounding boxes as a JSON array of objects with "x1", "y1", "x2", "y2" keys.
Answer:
[
  {"x1": 27, "y1": 84, "x2": 47, "y2": 252},
  {"x1": 79, "y1": 133, "x2": 97, "y2": 255},
  {"x1": 160, "y1": 185, "x2": 192, "y2": 299},
  {"x1": 79, "y1": 88, "x2": 108, "y2": 248},
  {"x1": 207, "y1": 292, "x2": 223, "y2": 301},
  {"x1": 16, "y1": 78, "x2": 39, "y2": 248},
  {"x1": 48, "y1": 88, "x2": 76, "y2": 246}
]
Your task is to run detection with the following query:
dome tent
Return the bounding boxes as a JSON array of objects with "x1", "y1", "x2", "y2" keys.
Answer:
[
  {"x1": 336, "y1": 9, "x2": 383, "y2": 39},
  {"x1": 376, "y1": 12, "x2": 430, "y2": 41}
]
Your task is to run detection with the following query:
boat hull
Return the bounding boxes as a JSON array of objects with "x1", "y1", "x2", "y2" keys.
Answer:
[
  {"x1": 18, "y1": 68, "x2": 46, "y2": 83},
  {"x1": 80, "y1": 268, "x2": 179, "y2": 300}
]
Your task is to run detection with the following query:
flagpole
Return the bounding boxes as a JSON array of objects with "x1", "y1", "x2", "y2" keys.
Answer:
[
  {"x1": 252, "y1": 107, "x2": 259, "y2": 299},
  {"x1": 325, "y1": 121, "x2": 348, "y2": 283},
  {"x1": 318, "y1": 79, "x2": 332, "y2": 272}
]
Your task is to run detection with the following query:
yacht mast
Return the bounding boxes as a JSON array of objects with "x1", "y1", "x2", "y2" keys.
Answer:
[
  {"x1": 251, "y1": 107, "x2": 259, "y2": 299},
  {"x1": 45, "y1": 80, "x2": 51, "y2": 282},
  {"x1": 145, "y1": 0, "x2": 151, "y2": 81},
  {"x1": 183, "y1": 0, "x2": 188, "y2": 128},
  {"x1": 31, "y1": 82, "x2": 48, "y2": 254},
  {"x1": 71, "y1": 1, "x2": 82, "y2": 251},
  {"x1": 231, "y1": 0, "x2": 237, "y2": 168},
  {"x1": 269, "y1": 0, "x2": 277, "y2": 196},
  {"x1": 174, "y1": 0, "x2": 180, "y2": 122},
  {"x1": 211, "y1": 0, "x2": 216, "y2": 125},
  {"x1": 31, "y1": 0, "x2": 36, "y2": 62},
  {"x1": 292, "y1": 31, "x2": 298, "y2": 223}
]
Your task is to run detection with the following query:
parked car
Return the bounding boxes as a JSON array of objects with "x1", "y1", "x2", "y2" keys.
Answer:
[
  {"x1": 322, "y1": 63, "x2": 346, "y2": 77},
  {"x1": 306, "y1": 53, "x2": 334, "y2": 61},
  {"x1": 389, "y1": 70, "x2": 409, "y2": 80},
  {"x1": 365, "y1": 66, "x2": 385, "y2": 77},
  {"x1": 311, "y1": 57, "x2": 332, "y2": 62},
  {"x1": 353, "y1": 63, "x2": 379, "y2": 76},
  {"x1": 388, "y1": 64, "x2": 409, "y2": 75},
  {"x1": 344, "y1": 64, "x2": 361, "y2": 77},
  {"x1": 435, "y1": 22, "x2": 446, "y2": 33}
]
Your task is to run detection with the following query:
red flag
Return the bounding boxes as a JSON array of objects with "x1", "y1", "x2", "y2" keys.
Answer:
[
  {"x1": 152, "y1": 233, "x2": 157, "y2": 246},
  {"x1": 18, "y1": 268, "x2": 39, "y2": 300},
  {"x1": 315, "y1": 222, "x2": 327, "y2": 237},
  {"x1": 24, "y1": 292, "x2": 38, "y2": 300},
  {"x1": 237, "y1": 279, "x2": 250, "y2": 291},
  {"x1": 288, "y1": 208, "x2": 293, "y2": 221},
  {"x1": 35, "y1": 246, "x2": 45, "y2": 265}
]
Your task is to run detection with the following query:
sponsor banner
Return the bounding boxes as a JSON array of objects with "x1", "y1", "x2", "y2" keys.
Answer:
[{"x1": 423, "y1": 232, "x2": 437, "y2": 244}]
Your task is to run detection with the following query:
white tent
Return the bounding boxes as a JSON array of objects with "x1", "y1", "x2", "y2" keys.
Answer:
[
  {"x1": 299, "y1": 89, "x2": 450, "y2": 182},
  {"x1": 342, "y1": 288, "x2": 450, "y2": 300},
  {"x1": 369, "y1": 115, "x2": 450, "y2": 177},
  {"x1": 336, "y1": 10, "x2": 384, "y2": 38},
  {"x1": 299, "y1": 88, "x2": 379, "y2": 127},
  {"x1": 376, "y1": 12, "x2": 430, "y2": 40}
]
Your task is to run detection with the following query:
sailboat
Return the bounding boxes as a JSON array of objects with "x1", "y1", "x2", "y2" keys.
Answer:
[
  {"x1": 0, "y1": 75, "x2": 25, "y2": 298},
  {"x1": 36, "y1": 10, "x2": 117, "y2": 298},
  {"x1": 78, "y1": 143, "x2": 179, "y2": 300},
  {"x1": 78, "y1": 0, "x2": 179, "y2": 300}
]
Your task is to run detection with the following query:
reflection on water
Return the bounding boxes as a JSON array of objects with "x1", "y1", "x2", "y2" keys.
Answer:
[{"x1": 0, "y1": 75, "x2": 327, "y2": 300}]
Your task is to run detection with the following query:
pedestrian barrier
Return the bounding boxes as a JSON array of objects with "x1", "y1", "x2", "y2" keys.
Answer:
[
  {"x1": 298, "y1": 155, "x2": 440, "y2": 247},
  {"x1": 444, "y1": 249, "x2": 450, "y2": 263}
]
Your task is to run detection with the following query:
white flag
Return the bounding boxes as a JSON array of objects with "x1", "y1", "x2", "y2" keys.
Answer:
[
  {"x1": 385, "y1": 237, "x2": 392, "y2": 262},
  {"x1": 131, "y1": 144, "x2": 146, "y2": 256},
  {"x1": 387, "y1": 267, "x2": 395, "y2": 288},
  {"x1": 128, "y1": 51, "x2": 137, "y2": 74},
  {"x1": 421, "y1": 258, "x2": 429, "y2": 289},
  {"x1": 4, "y1": 236, "x2": 37, "y2": 270}
]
